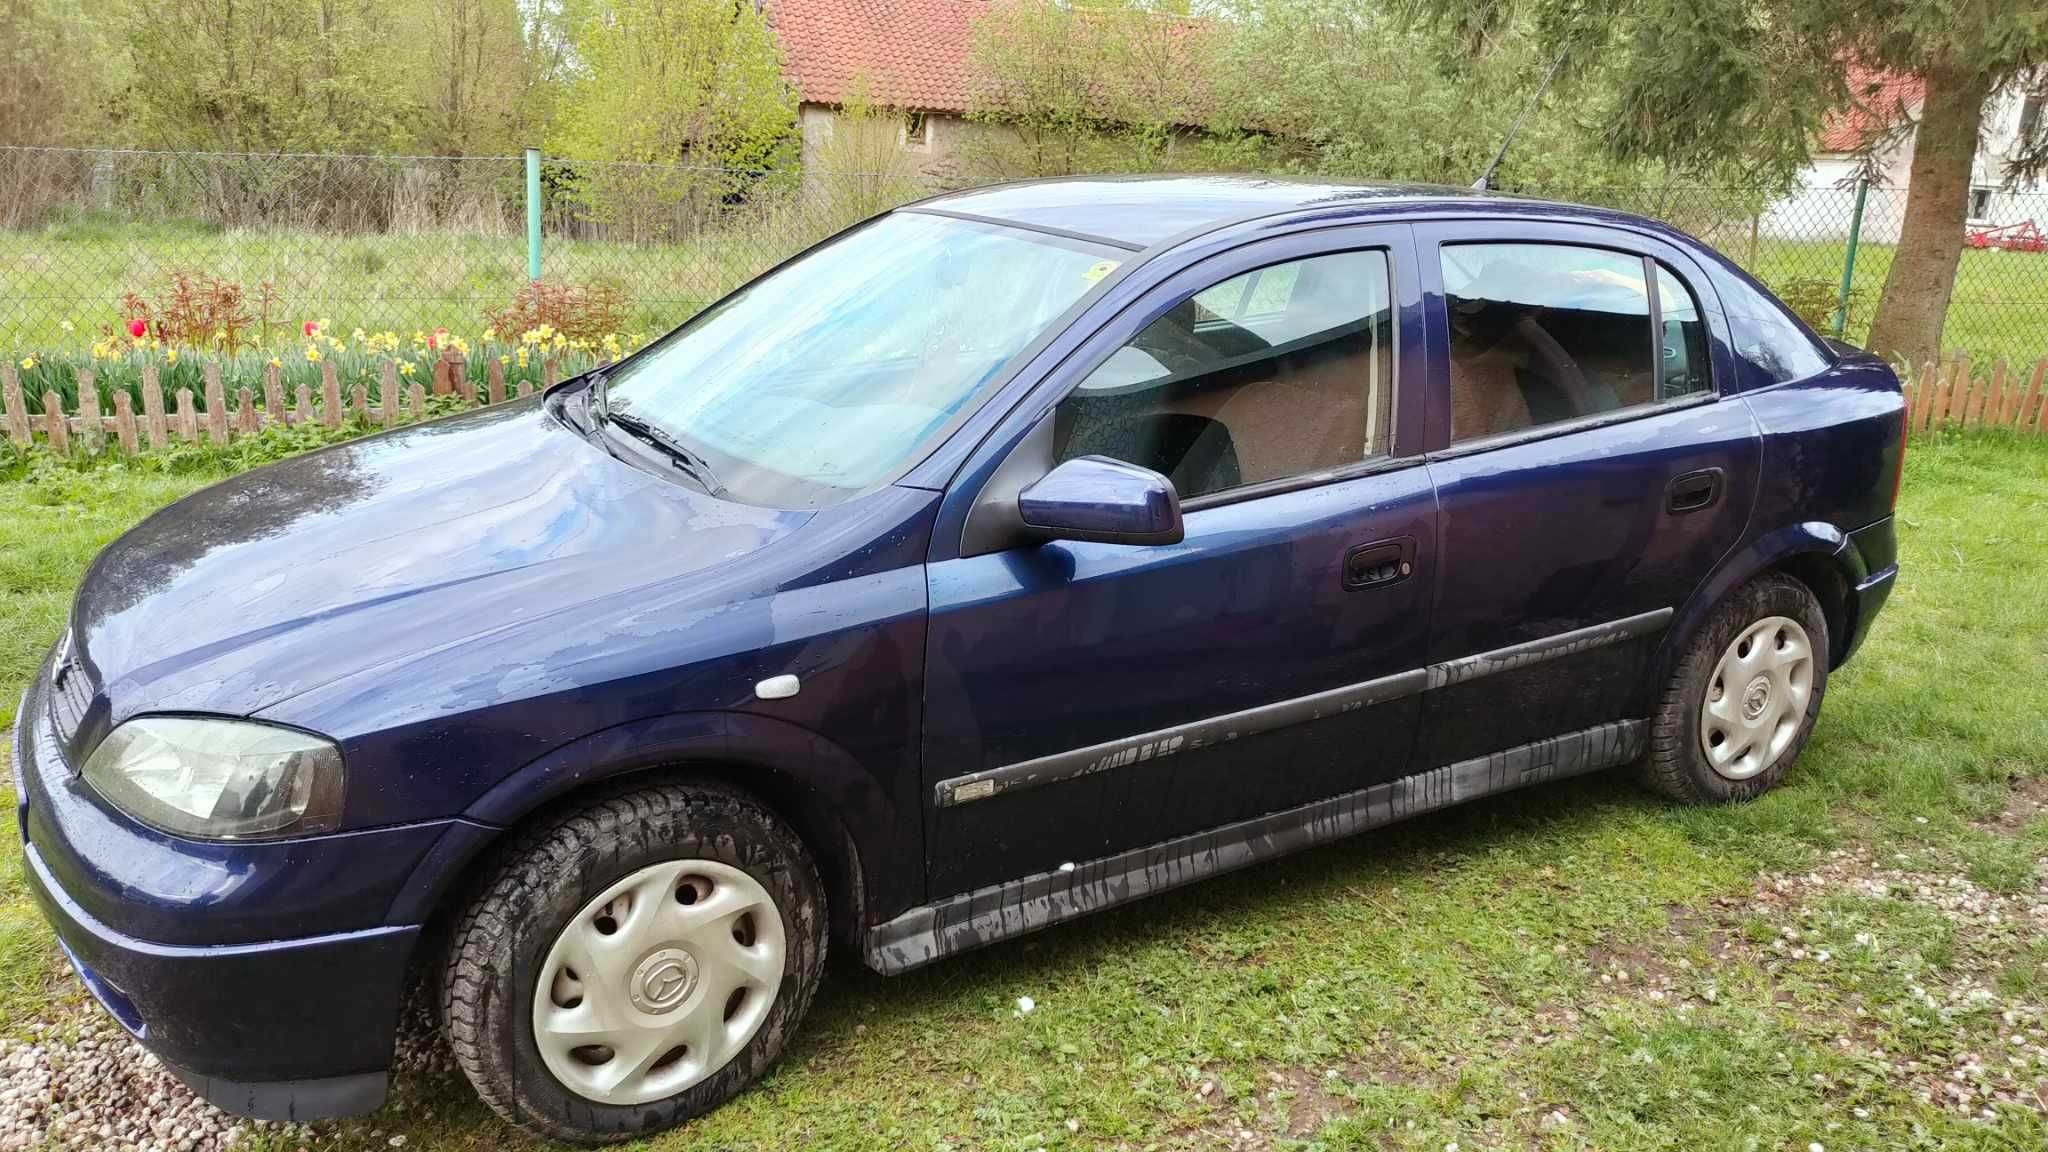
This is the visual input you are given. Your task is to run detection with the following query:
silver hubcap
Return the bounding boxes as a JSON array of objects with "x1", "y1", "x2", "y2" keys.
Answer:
[
  {"x1": 532, "y1": 859, "x2": 785, "y2": 1105},
  {"x1": 1700, "y1": 615, "x2": 1813, "y2": 780}
]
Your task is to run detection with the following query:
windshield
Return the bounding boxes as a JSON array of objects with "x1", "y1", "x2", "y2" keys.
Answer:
[{"x1": 601, "y1": 211, "x2": 1121, "y2": 507}]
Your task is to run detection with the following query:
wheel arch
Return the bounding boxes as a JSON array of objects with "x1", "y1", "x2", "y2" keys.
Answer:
[
  {"x1": 1645, "y1": 521, "x2": 1860, "y2": 710},
  {"x1": 388, "y1": 710, "x2": 898, "y2": 965}
]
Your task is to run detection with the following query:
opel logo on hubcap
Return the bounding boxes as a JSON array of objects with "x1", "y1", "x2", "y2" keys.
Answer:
[
  {"x1": 629, "y1": 948, "x2": 699, "y2": 1014},
  {"x1": 1741, "y1": 676, "x2": 1772, "y2": 721}
]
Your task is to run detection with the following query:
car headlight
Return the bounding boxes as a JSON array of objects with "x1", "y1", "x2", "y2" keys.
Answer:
[{"x1": 81, "y1": 717, "x2": 346, "y2": 840}]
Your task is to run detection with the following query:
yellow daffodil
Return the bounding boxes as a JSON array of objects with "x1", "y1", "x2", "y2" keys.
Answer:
[
  {"x1": 498, "y1": 354, "x2": 510, "y2": 366},
  {"x1": 515, "y1": 346, "x2": 530, "y2": 368},
  {"x1": 399, "y1": 360, "x2": 416, "y2": 376},
  {"x1": 305, "y1": 345, "x2": 323, "y2": 363},
  {"x1": 521, "y1": 329, "x2": 542, "y2": 346},
  {"x1": 166, "y1": 347, "x2": 178, "y2": 365},
  {"x1": 352, "y1": 328, "x2": 367, "y2": 343},
  {"x1": 483, "y1": 327, "x2": 497, "y2": 342},
  {"x1": 268, "y1": 356, "x2": 282, "y2": 369},
  {"x1": 19, "y1": 356, "x2": 35, "y2": 370}
]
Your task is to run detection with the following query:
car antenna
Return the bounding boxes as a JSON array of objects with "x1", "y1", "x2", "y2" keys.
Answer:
[{"x1": 1472, "y1": 44, "x2": 1570, "y2": 192}]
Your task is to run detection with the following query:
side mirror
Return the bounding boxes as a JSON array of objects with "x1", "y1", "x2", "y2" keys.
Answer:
[{"x1": 1017, "y1": 456, "x2": 1183, "y2": 546}]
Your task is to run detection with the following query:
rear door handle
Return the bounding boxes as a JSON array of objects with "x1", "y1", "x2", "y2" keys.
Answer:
[
  {"x1": 1343, "y1": 536, "x2": 1415, "y2": 590},
  {"x1": 1667, "y1": 468, "x2": 1724, "y2": 514}
]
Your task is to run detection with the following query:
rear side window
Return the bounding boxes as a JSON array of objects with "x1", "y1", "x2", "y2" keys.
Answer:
[
  {"x1": 1713, "y1": 271, "x2": 1832, "y2": 385},
  {"x1": 1054, "y1": 248, "x2": 1394, "y2": 501},
  {"x1": 1656, "y1": 264, "x2": 1711, "y2": 399},
  {"x1": 1442, "y1": 243, "x2": 1716, "y2": 442},
  {"x1": 1443, "y1": 244, "x2": 1656, "y2": 441}
]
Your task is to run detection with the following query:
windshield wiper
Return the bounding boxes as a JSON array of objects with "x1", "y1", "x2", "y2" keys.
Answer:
[{"x1": 604, "y1": 408, "x2": 726, "y2": 497}]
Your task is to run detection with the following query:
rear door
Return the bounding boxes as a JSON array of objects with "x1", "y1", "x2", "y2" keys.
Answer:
[
  {"x1": 921, "y1": 224, "x2": 1437, "y2": 898},
  {"x1": 1412, "y1": 221, "x2": 1761, "y2": 767}
]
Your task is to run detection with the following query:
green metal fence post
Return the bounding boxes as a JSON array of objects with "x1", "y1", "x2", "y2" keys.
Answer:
[
  {"x1": 1832, "y1": 177, "x2": 1869, "y2": 339},
  {"x1": 525, "y1": 147, "x2": 543, "y2": 283}
]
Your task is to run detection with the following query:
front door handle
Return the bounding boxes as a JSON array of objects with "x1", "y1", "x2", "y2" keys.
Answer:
[
  {"x1": 1343, "y1": 536, "x2": 1415, "y2": 590},
  {"x1": 1667, "y1": 468, "x2": 1724, "y2": 514}
]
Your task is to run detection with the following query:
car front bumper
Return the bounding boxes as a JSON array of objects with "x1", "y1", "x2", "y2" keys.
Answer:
[{"x1": 13, "y1": 659, "x2": 440, "y2": 1122}]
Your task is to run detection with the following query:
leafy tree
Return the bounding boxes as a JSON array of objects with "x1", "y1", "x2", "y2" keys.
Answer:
[
  {"x1": 120, "y1": 0, "x2": 423, "y2": 154},
  {"x1": 415, "y1": 0, "x2": 530, "y2": 156},
  {"x1": 964, "y1": 0, "x2": 1238, "y2": 178},
  {"x1": 551, "y1": 0, "x2": 792, "y2": 170},
  {"x1": 0, "y1": 0, "x2": 124, "y2": 146},
  {"x1": 810, "y1": 77, "x2": 927, "y2": 228},
  {"x1": 548, "y1": 0, "x2": 795, "y2": 237},
  {"x1": 1409, "y1": 0, "x2": 2048, "y2": 365}
]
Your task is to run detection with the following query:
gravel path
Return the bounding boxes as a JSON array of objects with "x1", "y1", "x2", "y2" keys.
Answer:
[{"x1": 0, "y1": 980, "x2": 446, "y2": 1151}]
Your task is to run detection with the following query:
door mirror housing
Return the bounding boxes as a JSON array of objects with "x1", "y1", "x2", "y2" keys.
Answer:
[{"x1": 1018, "y1": 456, "x2": 1183, "y2": 546}]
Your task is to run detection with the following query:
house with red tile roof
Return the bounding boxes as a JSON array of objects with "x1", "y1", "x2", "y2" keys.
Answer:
[
  {"x1": 1764, "y1": 64, "x2": 2044, "y2": 243},
  {"x1": 767, "y1": 0, "x2": 991, "y2": 179}
]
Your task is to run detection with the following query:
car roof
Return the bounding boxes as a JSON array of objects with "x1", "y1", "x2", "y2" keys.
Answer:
[{"x1": 909, "y1": 174, "x2": 1629, "y2": 250}]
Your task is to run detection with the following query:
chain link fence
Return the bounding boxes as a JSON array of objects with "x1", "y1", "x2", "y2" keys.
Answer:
[{"x1": 1, "y1": 146, "x2": 2045, "y2": 364}]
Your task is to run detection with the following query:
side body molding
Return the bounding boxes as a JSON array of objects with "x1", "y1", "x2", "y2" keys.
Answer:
[
  {"x1": 935, "y1": 607, "x2": 1671, "y2": 808},
  {"x1": 873, "y1": 719, "x2": 1646, "y2": 974}
]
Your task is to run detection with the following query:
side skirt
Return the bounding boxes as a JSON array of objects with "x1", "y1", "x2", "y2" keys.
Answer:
[{"x1": 865, "y1": 719, "x2": 1644, "y2": 975}]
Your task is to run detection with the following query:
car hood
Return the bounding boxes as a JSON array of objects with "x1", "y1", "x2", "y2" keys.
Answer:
[{"x1": 71, "y1": 400, "x2": 811, "y2": 728}]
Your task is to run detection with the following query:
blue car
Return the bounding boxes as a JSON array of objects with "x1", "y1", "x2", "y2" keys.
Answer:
[{"x1": 17, "y1": 177, "x2": 1903, "y2": 1142}]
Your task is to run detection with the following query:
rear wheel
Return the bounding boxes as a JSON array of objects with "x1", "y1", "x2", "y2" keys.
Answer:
[
  {"x1": 1642, "y1": 574, "x2": 1829, "y2": 804},
  {"x1": 441, "y1": 781, "x2": 826, "y2": 1144}
]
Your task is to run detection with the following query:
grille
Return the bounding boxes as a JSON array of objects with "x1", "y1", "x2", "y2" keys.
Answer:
[{"x1": 46, "y1": 651, "x2": 93, "y2": 755}]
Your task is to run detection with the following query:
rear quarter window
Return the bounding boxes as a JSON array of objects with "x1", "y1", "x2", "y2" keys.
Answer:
[{"x1": 1708, "y1": 265, "x2": 1833, "y2": 387}]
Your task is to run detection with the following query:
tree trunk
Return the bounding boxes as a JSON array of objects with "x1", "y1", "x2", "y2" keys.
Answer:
[{"x1": 1865, "y1": 60, "x2": 1992, "y2": 366}]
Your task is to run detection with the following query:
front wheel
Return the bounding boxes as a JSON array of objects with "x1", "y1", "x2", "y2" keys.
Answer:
[
  {"x1": 441, "y1": 781, "x2": 826, "y2": 1144},
  {"x1": 1641, "y1": 574, "x2": 1830, "y2": 804}
]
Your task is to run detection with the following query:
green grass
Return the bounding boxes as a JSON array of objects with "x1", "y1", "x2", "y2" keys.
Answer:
[
  {"x1": 0, "y1": 214, "x2": 832, "y2": 357},
  {"x1": 2, "y1": 431, "x2": 2046, "y2": 1149},
  {"x1": 2, "y1": 216, "x2": 2044, "y2": 369},
  {"x1": 1735, "y1": 238, "x2": 2048, "y2": 367}
]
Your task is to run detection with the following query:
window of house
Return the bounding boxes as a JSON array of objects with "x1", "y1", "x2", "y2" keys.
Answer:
[
  {"x1": 2018, "y1": 94, "x2": 2043, "y2": 147},
  {"x1": 904, "y1": 113, "x2": 930, "y2": 148},
  {"x1": 1442, "y1": 243, "x2": 1665, "y2": 442},
  {"x1": 1968, "y1": 187, "x2": 1993, "y2": 219},
  {"x1": 1052, "y1": 249, "x2": 1394, "y2": 501}
]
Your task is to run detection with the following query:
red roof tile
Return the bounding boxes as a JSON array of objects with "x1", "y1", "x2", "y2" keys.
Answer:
[
  {"x1": 769, "y1": 0, "x2": 982, "y2": 115},
  {"x1": 1818, "y1": 65, "x2": 1923, "y2": 153}
]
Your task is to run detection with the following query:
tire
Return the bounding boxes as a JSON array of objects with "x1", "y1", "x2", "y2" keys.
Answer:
[
  {"x1": 1641, "y1": 573, "x2": 1830, "y2": 804},
  {"x1": 441, "y1": 780, "x2": 827, "y2": 1145}
]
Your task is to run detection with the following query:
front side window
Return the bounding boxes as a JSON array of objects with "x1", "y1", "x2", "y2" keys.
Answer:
[
  {"x1": 1052, "y1": 249, "x2": 1394, "y2": 501},
  {"x1": 603, "y1": 212, "x2": 1118, "y2": 507},
  {"x1": 1443, "y1": 243, "x2": 1661, "y2": 442}
]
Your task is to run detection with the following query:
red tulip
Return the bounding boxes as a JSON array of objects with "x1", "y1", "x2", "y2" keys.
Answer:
[{"x1": 127, "y1": 318, "x2": 147, "y2": 339}]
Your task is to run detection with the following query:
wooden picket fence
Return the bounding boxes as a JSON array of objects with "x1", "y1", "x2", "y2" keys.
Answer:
[
  {"x1": 0, "y1": 348, "x2": 570, "y2": 457},
  {"x1": 1903, "y1": 355, "x2": 2048, "y2": 436},
  {"x1": 4, "y1": 347, "x2": 2045, "y2": 459}
]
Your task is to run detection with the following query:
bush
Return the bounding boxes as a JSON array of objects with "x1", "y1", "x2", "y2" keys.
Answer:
[
  {"x1": 118, "y1": 270, "x2": 280, "y2": 354},
  {"x1": 1774, "y1": 276, "x2": 1864, "y2": 336},
  {"x1": 483, "y1": 279, "x2": 633, "y2": 345}
]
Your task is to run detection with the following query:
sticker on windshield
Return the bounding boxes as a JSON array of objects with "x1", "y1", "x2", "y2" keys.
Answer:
[{"x1": 1082, "y1": 260, "x2": 1120, "y2": 283}]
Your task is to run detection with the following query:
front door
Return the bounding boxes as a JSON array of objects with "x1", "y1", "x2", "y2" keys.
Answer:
[
  {"x1": 921, "y1": 225, "x2": 1437, "y2": 898},
  {"x1": 1412, "y1": 224, "x2": 1762, "y2": 767}
]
